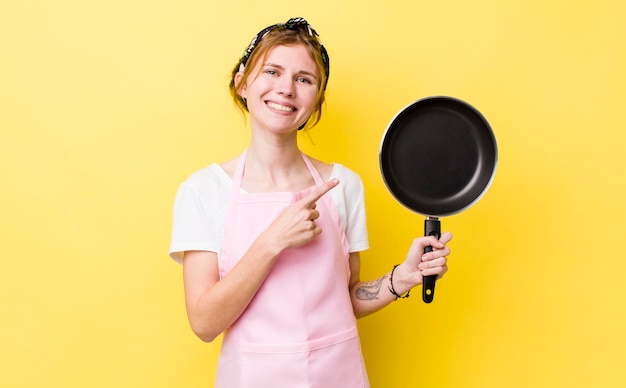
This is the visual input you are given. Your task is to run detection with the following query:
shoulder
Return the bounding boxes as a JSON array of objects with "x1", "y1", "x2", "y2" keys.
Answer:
[
  {"x1": 218, "y1": 156, "x2": 238, "y2": 179},
  {"x1": 172, "y1": 164, "x2": 230, "y2": 227},
  {"x1": 305, "y1": 155, "x2": 363, "y2": 187},
  {"x1": 178, "y1": 164, "x2": 231, "y2": 198},
  {"x1": 331, "y1": 163, "x2": 364, "y2": 191},
  {"x1": 306, "y1": 156, "x2": 334, "y2": 182}
]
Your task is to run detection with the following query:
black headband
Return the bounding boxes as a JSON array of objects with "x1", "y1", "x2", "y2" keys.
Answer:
[{"x1": 238, "y1": 17, "x2": 330, "y2": 90}]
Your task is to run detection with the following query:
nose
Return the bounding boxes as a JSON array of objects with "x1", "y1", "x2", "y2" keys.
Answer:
[{"x1": 275, "y1": 76, "x2": 295, "y2": 97}]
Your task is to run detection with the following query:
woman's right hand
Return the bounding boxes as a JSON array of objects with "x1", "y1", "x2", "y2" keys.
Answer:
[{"x1": 262, "y1": 178, "x2": 339, "y2": 252}]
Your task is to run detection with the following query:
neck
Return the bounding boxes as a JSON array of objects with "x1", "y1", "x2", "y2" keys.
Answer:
[
  {"x1": 242, "y1": 134, "x2": 311, "y2": 192},
  {"x1": 247, "y1": 130, "x2": 301, "y2": 167}
]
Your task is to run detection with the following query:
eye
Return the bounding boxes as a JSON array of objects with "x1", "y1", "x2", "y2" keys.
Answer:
[
  {"x1": 265, "y1": 69, "x2": 278, "y2": 76},
  {"x1": 296, "y1": 77, "x2": 313, "y2": 84}
]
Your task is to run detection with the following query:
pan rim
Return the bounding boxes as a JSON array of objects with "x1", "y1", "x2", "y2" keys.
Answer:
[{"x1": 379, "y1": 95, "x2": 498, "y2": 217}]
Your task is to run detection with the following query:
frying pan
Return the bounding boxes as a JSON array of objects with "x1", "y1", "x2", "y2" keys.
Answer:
[{"x1": 379, "y1": 96, "x2": 497, "y2": 303}]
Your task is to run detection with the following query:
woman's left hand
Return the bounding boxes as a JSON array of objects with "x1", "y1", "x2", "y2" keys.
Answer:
[{"x1": 392, "y1": 232, "x2": 453, "y2": 294}]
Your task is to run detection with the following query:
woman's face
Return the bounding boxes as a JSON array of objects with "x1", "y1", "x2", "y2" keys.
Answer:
[{"x1": 237, "y1": 44, "x2": 320, "y2": 134}]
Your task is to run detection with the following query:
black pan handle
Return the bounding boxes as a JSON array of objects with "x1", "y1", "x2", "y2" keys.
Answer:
[{"x1": 423, "y1": 217, "x2": 441, "y2": 303}]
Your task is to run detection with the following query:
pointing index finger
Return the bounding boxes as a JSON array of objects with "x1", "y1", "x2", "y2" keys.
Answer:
[{"x1": 301, "y1": 178, "x2": 339, "y2": 207}]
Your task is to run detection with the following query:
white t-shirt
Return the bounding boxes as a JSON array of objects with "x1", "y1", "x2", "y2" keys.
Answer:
[{"x1": 169, "y1": 163, "x2": 369, "y2": 264}]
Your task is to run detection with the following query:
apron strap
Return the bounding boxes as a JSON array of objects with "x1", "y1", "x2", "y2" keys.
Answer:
[
  {"x1": 301, "y1": 153, "x2": 325, "y2": 186},
  {"x1": 230, "y1": 148, "x2": 247, "y2": 196}
]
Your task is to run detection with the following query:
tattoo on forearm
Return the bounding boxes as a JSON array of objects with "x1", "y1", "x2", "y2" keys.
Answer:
[{"x1": 355, "y1": 276, "x2": 387, "y2": 300}]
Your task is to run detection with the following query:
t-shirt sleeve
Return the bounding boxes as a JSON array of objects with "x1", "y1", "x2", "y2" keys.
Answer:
[
  {"x1": 168, "y1": 172, "x2": 221, "y2": 264},
  {"x1": 331, "y1": 165, "x2": 369, "y2": 253}
]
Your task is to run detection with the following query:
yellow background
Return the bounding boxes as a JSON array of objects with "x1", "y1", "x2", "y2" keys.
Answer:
[{"x1": 1, "y1": 0, "x2": 625, "y2": 387}]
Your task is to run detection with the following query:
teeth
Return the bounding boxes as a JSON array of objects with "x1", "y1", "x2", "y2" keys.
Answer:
[{"x1": 267, "y1": 101, "x2": 295, "y2": 112}]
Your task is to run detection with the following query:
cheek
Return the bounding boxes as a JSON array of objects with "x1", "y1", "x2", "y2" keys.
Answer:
[{"x1": 310, "y1": 93, "x2": 323, "y2": 112}]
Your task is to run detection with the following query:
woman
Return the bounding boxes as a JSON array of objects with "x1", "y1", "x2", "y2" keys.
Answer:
[{"x1": 169, "y1": 17, "x2": 452, "y2": 387}]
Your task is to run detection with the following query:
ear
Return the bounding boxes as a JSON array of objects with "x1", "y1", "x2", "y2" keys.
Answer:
[{"x1": 234, "y1": 71, "x2": 247, "y2": 99}]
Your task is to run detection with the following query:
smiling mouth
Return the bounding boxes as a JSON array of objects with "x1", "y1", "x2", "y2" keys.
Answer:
[{"x1": 266, "y1": 101, "x2": 296, "y2": 112}]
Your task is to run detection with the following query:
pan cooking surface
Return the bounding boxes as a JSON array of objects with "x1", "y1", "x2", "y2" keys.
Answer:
[{"x1": 380, "y1": 97, "x2": 497, "y2": 216}]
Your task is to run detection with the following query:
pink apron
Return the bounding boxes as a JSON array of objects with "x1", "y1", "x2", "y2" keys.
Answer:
[{"x1": 215, "y1": 150, "x2": 369, "y2": 388}]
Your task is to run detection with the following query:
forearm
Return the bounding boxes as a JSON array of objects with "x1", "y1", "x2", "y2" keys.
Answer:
[
  {"x1": 350, "y1": 273, "x2": 393, "y2": 318},
  {"x1": 185, "y1": 236, "x2": 281, "y2": 342},
  {"x1": 350, "y1": 264, "x2": 415, "y2": 319}
]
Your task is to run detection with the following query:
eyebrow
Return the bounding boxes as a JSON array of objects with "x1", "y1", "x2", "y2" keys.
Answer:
[{"x1": 264, "y1": 62, "x2": 318, "y2": 80}]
